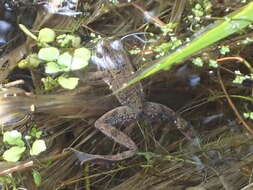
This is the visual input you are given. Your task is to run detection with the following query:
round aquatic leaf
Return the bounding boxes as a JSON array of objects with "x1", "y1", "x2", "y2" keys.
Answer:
[
  {"x1": 32, "y1": 170, "x2": 42, "y2": 186},
  {"x1": 71, "y1": 36, "x2": 81, "y2": 48},
  {"x1": 70, "y1": 48, "x2": 91, "y2": 70},
  {"x1": 30, "y1": 139, "x2": 46, "y2": 156},
  {"x1": 28, "y1": 54, "x2": 42, "y2": 68},
  {"x1": 3, "y1": 146, "x2": 26, "y2": 162},
  {"x1": 74, "y1": 47, "x2": 91, "y2": 61},
  {"x1": 38, "y1": 47, "x2": 59, "y2": 61},
  {"x1": 35, "y1": 131, "x2": 43, "y2": 139},
  {"x1": 18, "y1": 54, "x2": 41, "y2": 69},
  {"x1": 58, "y1": 76, "x2": 79, "y2": 90},
  {"x1": 57, "y1": 52, "x2": 72, "y2": 67},
  {"x1": 38, "y1": 28, "x2": 56, "y2": 43},
  {"x1": 45, "y1": 62, "x2": 63, "y2": 74},
  {"x1": 71, "y1": 58, "x2": 88, "y2": 70},
  {"x1": 18, "y1": 59, "x2": 29, "y2": 69},
  {"x1": 3, "y1": 130, "x2": 24, "y2": 147}
]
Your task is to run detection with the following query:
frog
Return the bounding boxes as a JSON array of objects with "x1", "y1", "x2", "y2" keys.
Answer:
[{"x1": 70, "y1": 39, "x2": 197, "y2": 164}]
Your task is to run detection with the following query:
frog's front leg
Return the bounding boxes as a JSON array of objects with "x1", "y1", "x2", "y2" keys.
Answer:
[
  {"x1": 143, "y1": 102, "x2": 198, "y2": 141},
  {"x1": 71, "y1": 106, "x2": 138, "y2": 164}
]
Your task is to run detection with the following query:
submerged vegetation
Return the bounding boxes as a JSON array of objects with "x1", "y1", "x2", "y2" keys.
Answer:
[{"x1": 1, "y1": 0, "x2": 253, "y2": 189}]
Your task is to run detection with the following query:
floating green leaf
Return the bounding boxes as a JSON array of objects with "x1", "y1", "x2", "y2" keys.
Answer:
[
  {"x1": 58, "y1": 76, "x2": 79, "y2": 89},
  {"x1": 71, "y1": 48, "x2": 90, "y2": 70},
  {"x1": 30, "y1": 139, "x2": 46, "y2": 156},
  {"x1": 3, "y1": 130, "x2": 25, "y2": 147},
  {"x1": 3, "y1": 146, "x2": 26, "y2": 162},
  {"x1": 45, "y1": 62, "x2": 63, "y2": 74},
  {"x1": 74, "y1": 48, "x2": 91, "y2": 61},
  {"x1": 38, "y1": 47, "x2": 60, "y2": 61},
  {"x1": 35, "y1": 131, "x2": 43, "y2": 139},
  {"x1": 57, "y1": 52, "x2": 72, "y2": 67},
  {"x1": 72, "y1": 36, "x2": 81, "y2": 48},
  {"x1": 28, "y1": 54, "x2": 42, "y2": 68},
  {"x1": 38, "y1": 28, "x2": 56, "y2": 43},
  {"x1": 18, "y1": 59, "x2": 29, "y2": 69},
  {"x1": 18, "y1": 54, "x2": 42, "y2": 69},
  {"x1": 32, "y1": 170, "x2": 42, "y2": 186},
  {"x1": 56, "y1": 49, "x2": 90, "y2": 71}
]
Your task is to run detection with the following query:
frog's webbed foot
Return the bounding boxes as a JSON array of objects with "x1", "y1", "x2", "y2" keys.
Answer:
[
  {"x1": 71, "y1": 105, "x2": 138, "y2": 164},
  {"x1": 143, "y1": 102, "x2": 198, "y2": 142}
]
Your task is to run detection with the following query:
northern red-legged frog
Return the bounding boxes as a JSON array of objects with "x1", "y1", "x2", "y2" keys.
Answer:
[{"x1": 71, "y1": 39, "x2": 197, "y2": 163}]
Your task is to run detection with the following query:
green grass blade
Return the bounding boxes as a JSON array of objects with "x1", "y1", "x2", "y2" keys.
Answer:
[{"x1": 124, "y1": 1, "x2": 253, "y2": 89}]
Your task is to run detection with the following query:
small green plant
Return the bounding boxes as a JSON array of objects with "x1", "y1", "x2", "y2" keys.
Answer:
[
  {"x1": 0, "y1": 175, "x2": 17, "y2": 189},
  {"x1": 192, "y1": 57, "x2": 204, "y2": 67},
  {"x1": 41, "y1": 76, "x2": 59, "y2": 92},
  {"x1": 208, "y1": 59, "x2": 218, "y2": 68},
  {"x1": 233, "y1": 70, "x2": 253, "y2": 84},
  {"x1": 32, "y1": 169, "x2": 42, "y2": 186},
  {"x1": 232, "y1": 70, "x2": 253, "y2": 120},
  {"x1": 237, "y1": 37, "x2": 253, "y2": 45},
  {"x1": 0, "y1": 126, "x2": 45, "y2": 187},
  {"x1": 154, "y1": 37, "x2": 182, "y2": 58},
  {"x1": 124, "y1": 2, "x2": 253, "y2": 89},
  {"x1": 219, "y1": 45, "x2": 230, "y2": 55},
  {"x1": 187, "y1": 0, "x2": 212, "y2": 30},
  {"x1": 1, "y1": 127, "x2": 46, "y2": 162},
  {"x1": 192, "y1": 57, "x2": 218, "y2": 68},
  {"x1": 243, "y1": 112, "x2": 253, "y2": 120},
  {"x1": 18, "y1": 25, "x2": 91, "y2": 90},
  {"x1": 2, "y1": 130, "x2": 26, "y2": 162}
]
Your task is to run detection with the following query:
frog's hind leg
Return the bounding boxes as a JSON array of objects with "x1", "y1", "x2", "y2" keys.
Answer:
[
  {"x1": 70, "y1": 106, "x2": 138, "y2": 164},
  {"x1": 143, "y1": 102, "x2": 198, "y2": 142}
]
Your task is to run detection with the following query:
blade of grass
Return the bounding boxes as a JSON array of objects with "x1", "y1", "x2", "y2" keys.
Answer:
[{"x1": 121, "y1": 1, "x2": 253, "y2": 90}]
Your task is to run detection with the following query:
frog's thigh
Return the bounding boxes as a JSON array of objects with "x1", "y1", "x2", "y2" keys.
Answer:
[
  {"x1": 143, "y1": 102, "x2": 197, "y2": 140},
  {"x1": 143, "y1": 102, "x2": 178, "y2": 123},
  {"x1": 95, "y1": 105, "x2": 137, "y2": 150}
]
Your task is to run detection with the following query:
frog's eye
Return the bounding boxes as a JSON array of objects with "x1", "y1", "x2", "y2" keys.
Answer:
[
  {"x1": 111, "y1": 40, "x2": 123, "y2": 50},
  {"x1": 96, "y1": 52, "x2": 103, "y2": 59}
]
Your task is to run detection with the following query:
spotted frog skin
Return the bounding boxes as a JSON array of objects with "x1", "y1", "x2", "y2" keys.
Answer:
[{"x1": 72, "y1": 39, "x2": 197, "y2": 163}]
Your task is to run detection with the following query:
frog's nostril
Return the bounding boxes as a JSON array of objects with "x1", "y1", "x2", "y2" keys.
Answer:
[{"x1": 96, "y1": 52, "x2": 103, "y2": 59}]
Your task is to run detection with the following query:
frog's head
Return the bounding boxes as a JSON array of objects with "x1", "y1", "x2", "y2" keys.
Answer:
[{"x1": 91, "y1": 39, "x2": 128, "y2": 70}]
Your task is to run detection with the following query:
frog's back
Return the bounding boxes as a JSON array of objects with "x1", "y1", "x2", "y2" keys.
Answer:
[{"x1": 92, "y1": 39, "x2": 144, "y2": 114}]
